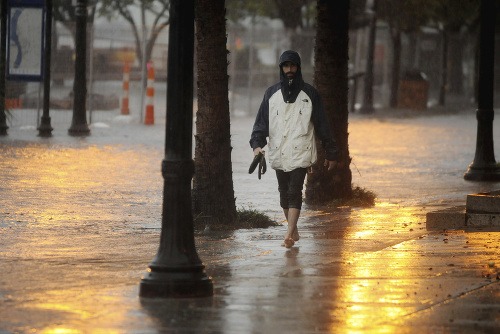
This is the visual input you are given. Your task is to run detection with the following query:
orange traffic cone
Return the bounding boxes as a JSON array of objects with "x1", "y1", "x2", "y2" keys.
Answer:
[
  {"x1": 121, "y1": 62, "x2": 130, "y2": 115},
  {"x1": 144, "y1": 61, "x2": 155, "y2": 125}
]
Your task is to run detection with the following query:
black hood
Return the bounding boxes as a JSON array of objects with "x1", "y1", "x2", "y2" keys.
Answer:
[
  {"x1": 279, "y1": 50, "x2": 301, "y2": 67},
  {"x1": 279, "y1": 50, "x2": 304, "y2": 103}
]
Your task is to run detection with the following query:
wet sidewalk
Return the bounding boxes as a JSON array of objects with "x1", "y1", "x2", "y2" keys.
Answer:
[{"x1": 1, "y1": 111, "x2": 499, "y2": 333}]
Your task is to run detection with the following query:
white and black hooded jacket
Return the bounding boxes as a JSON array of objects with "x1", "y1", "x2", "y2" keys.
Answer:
[{"x1": 250, "y1": 50, "x2": 339, "y2": 172}]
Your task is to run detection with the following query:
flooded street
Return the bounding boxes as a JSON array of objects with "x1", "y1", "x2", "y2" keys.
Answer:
[
  {"x1": 1, "y1": 105, "x2": 499, "y2": 333},
  {"x1": 3, "y1": 111, "x2": 498, "y2": 227}
]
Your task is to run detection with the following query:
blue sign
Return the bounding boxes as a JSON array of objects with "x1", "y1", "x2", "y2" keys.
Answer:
[{"x1": 7, "y1": 0, "x2": 45, "y2": 81}]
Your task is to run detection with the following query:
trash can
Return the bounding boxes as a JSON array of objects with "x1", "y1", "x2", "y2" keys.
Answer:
[
  {"x1": 5, "y1": 81, "x2": 26, "y2": 109},
  {"x1": 397, "y1": 70, "x2": 429, "y2": 110}
]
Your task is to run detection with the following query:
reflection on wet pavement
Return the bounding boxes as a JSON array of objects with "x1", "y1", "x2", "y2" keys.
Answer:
[{"x1": 1, "y1": 113, "x2": 499, "y2": 333}]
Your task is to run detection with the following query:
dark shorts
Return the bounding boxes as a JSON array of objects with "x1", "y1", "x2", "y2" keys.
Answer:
[{"x1": 275, "y1": 168, "x2": 307, "y2": 210}]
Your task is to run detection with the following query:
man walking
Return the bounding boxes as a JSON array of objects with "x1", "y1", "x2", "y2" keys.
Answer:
[{"x1": 250, "y1": 50, "x2": 339, "y2": 248}]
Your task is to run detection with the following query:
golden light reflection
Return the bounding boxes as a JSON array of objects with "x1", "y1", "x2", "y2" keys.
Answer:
[
  {"x1": 1, "y1": 144, "x2": 163, "y2": 262},
  {"x1": 363, "y1": 201, "x2": 424, "y2": 227},
  {"x1": 41, "y1": 328, "x2": 83, "y2": 334},
  {"x1": 1, "y1": 143, "x2": 160, "y2": 331},
  {"x1": 2, "y1": 144, "x2": 161, "y2": 226},
  {"x1": 41, "y1": 327, "x2": 121, "y2": 334},
  {"x1": 352, "y1": 230, "x2": 376, "y2": 239},
  {"x1": 29, "y1": 287, "x2": 138, "y2": 334},
  {"x1": 370, "y1": 158, "x2": 394, "y2": 166},
  {"x1": 328, "y1": 201, "x2": 426, "y2": 333},
  {"x1": 35, "y1": 299, "x2": 93, "y2": 319}
]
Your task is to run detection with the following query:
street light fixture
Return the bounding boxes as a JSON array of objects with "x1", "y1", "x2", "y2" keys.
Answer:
[
  {"x1": 464, "y1": 0, "x2": 500, "y2": 181},
  {"x1": 38, "y1": 0, "x2": 53, "y2": 137},
  {"x1": 0, "y1": 0, "x2": 8, "y2": 136},
  {"x1": 139, "y1": 0, "x2": 213, "y2": 299},
  {"x1": 68, "y1": 0, "x2": 90, "y2": 136}
]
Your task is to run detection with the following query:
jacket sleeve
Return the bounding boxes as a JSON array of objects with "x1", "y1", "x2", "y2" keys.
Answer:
[
  {"x1": 249, "y1": 94, "x2": 270, "y2": 150},
  {"x1": 310, "y1": 89, "x2": 339, "y2": 162}
]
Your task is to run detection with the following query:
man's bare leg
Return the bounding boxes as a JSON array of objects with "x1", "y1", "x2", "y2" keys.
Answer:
[
  {"x1": 283, "y1": 208, "x2": 300, "y2": 241},
  {"x1": 283, "y1": 208, "x2": 300, "y2": 247},
  {"x1": 283, "y1": 209, "x2": 300, "y2": 241},
  {"x1": 287, "y1": 208, "x2": 300, "y2": 241}
]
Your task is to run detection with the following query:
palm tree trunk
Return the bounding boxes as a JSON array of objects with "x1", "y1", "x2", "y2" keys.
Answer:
[
  {"x1": 360, "y1": 0, "x2": 378, "y2": 114},
  {"x1": 389, "y1": 28, "x2": 401, "y2": 108},
  {"x1": 305, "y1": 0, "x2": 352, "y2": 203},
  {"x1": 449, "y1": 33, "x2": 464, "y2": 95},
  {"x1": 193, "y1": 0, "x2": 237, "y2": 227},
  {"x1": 439, "y1": 30, "x2": 448, "y2": 106}
]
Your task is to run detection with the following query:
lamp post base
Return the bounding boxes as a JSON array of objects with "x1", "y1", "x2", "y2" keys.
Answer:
[
  {"x1": 38, "y1": 116, "x2": 53, "y2": 137},
  {"x1": 139, "y1": 270, "x2": 213, "y2": 299},
  {"x1": 464, "y1": 163, "x2": 500, "y2": 181}
]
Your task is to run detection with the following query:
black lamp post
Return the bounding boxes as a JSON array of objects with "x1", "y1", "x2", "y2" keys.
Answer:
[
  {"x1": 38, "y1": 0, "x2": 53, "y2": 137},
  {"x1": 68, "y1": 0, "x2": 90, "y2": 136},
  {"x1": 139, "y1": 0, "x2": 213, "y2": 298},
  {"x1": 0, "y1": 0, "x2": 8, "y2": 136},
  {"x1": 464, "y1": 0, "x2": 500, "y2": 181}
]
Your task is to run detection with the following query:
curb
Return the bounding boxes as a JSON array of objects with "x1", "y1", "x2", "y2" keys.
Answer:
[{"x1": 426, "y1": 199, "x2": 500, "y2": 231}]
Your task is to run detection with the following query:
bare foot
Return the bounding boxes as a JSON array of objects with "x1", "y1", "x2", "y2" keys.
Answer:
[
  {"x1": 291, "y1": 227, "x2": 300, "y2": 241},
  {"x1": 283, "y1": 237, "x2": 295, "y2": 248}
]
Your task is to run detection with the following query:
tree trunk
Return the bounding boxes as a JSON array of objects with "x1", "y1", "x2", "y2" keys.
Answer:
[
  {"x1": 448, "y1": 33, "x2": 464, "y2": 95},
  {"x1": 407, "y1": 32, "x2": 417, "y2": 69},
  {"x1": 305, "y1": 0, "x2": 352, "y2": 203},
  {"x1": 360, "y1": 0, "x2": 377, "y2": 114},
  {"x1": 193, "y1": 0, "x2": 237, "y2": 227},
  {"x1": 274, "y1": 0, "x2": 303, "y2": 49},
  {"x1": 389, "y1": 28, "x2": 401, "y2": 108},
  {"x1": 439, "y1": 30, "x2": 448, "y2": 106}
]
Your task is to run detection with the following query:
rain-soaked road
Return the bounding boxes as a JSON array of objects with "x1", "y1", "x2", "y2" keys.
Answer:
[{"x1": 1, "y1": 106, "x2": 499, "y2": 333}]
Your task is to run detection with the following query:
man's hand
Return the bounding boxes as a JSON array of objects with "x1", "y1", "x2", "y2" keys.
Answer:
[
  {"x1": 249, "y1": 148, "x2": 266, "y2": 176},
  {"x1": 324, "y1": 159, "x2": 338, "y2": 171}
]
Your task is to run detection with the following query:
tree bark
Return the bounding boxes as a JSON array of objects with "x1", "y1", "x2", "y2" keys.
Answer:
[
  {"x1": 305, "y1": 0, "x2": 352, "y2": 203},
  {"x1": 193, "y1": 0, "x2": 237, "y2": 227},
  {"x1": 274, "y1": 0, "x2": 314, "y2": 66},
  {"x1": 448, "y1": 33, "x2": 464, "y2": 95},
  {"x1": 439, "y1": 30, "x2": 448, "y2": 106},
  {"x1": 360, "y1": 0, "x2": 377, "y2": 114},
  {"x1": 389, "y1": 28, "x2": 401, "y2": 108}
]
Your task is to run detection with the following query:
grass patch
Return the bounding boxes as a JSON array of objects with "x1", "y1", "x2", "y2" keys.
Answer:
[
  {"x1": 344, "y1": 186, "x2": 376, "y2": 207},
  {"x1": 194, "y1": 207, "x2": 279, "y2": 232},
  {"x1": 235, "y1": 207, "x2": 279, "y2": 229},
  {"x1": 313, "y1": 185, "x2": 377, "y2": 210}
]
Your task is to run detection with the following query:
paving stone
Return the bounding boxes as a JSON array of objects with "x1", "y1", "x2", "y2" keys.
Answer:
[
  {"x1": 426, "y1": 206, "x2": 466, "y2": 230},
  {"x1": 467, "y1": 191, "x2": 500, "y2": 213}
]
